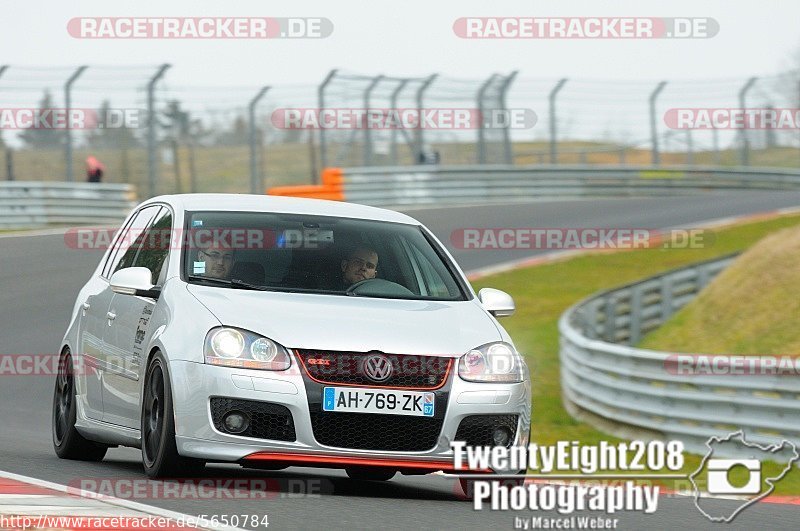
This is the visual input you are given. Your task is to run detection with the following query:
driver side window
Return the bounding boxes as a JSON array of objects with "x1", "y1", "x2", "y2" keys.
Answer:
[
  {"x1": 132, "y1": 208, "x2": 173, "y2": 285},
  {"x1": 103, "y1": 206, "x2": 161, "y2": 279}
]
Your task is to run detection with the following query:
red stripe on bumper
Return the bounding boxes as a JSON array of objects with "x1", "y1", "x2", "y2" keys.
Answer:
[{"x1": 243, "y1": 452, "x2": 477, "y2": 472}]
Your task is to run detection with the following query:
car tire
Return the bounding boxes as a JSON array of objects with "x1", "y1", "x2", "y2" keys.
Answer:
[
  {"x1": 141, "y1": 351, "x2": 205, "y2": 478},
  {"x1": 52, "y1": 349, "x2": 108, "y2": 461},
  {"x1": 345, "y1": 467, "x2": 396, "y2": 481}
]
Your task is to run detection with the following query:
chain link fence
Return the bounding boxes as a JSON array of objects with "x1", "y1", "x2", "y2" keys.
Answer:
[{"x1": 1, "y1": 65, "x2": 799, "y2": 197}]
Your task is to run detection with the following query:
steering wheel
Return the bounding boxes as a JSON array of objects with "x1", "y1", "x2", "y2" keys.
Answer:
[{"x1": 345, "y1": 278, "x2": 415, "y2": 297}]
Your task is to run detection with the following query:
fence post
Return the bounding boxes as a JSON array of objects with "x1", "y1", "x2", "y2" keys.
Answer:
[
  {"x1": 0, "y1": 67, "x2": 7, "y2": 180},
  {"x1": 499, "y1": 70, "x2": 518, "y2": 165},
  {"x1": 147, "y1": 64, "x2": 170, "y2": 198},
  {"x1": 0, "y1": 67, "x2": 13, "y2": 182},
  {"x1": 548, "y1": 78, "x2": 567, "y2": 164},
  {"x1": 414, "y1": 74, "x2": 437, "y2": 164},
  {"x1": 686, "y1": 129, "x2": 694, "y2": 165},
  {"x1": 764, "y1": 102, "x2": 776, "y2": 149},
  {"x1": 317, "y1": 69, "x2": 338, "y2": 174},
  {"x1": 649, "y1": 81, "x2": 667, "y2": 165},
  {"x1": 603, "y1": 294, "x2": 618, "y2": 343},
  {"x1": 629, "y1": 286, "x2": 643, "y2": 345},
  {"x1": 738, "y1": 77, "x2": 757, "y2": 166},
  {"x1": 660, "y1": 275, "x2": 673, "y2": 323},
  {"x1": 584, "y1": 301, "x2": 599, "y2": 340},
  {"x1": 390, "y1": 79, "x2": 409, "y2": 165},
  {"x1": 363, "y1": 75, "x2": 384, "y2": 166},
  {"x1": 477, "y1": 74, "x2": 498, "y2": 164},
  {"x1": 697, "y1": 265, "x2": 710, "y2": 290},
  {"x1": 248, "y1": 86, "x2": 270, "y2": 194},
  {"x1": 5, "y1": 149, "x2": 12, "y2": 181},
  {"x1": 64, "y1": 65, "x2": 88, "y2": 182}
]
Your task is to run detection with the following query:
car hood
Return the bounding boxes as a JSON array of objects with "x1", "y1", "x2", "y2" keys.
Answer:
[{"x1": 186, "y1": 284, "x2": 500, "y2": 356}]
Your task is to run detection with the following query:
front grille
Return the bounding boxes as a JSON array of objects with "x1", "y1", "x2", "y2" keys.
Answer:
[
  {"x1": 310, "y1": 412, "x2": 443, "y2": 451},
  {"x1": 210, "y1": 397, "x2": 296, "y2": 442},
  {"x1": 455, "y1": 415, "x2": 519, "y2": 447},
  {"x1": 296, "y1": 350, "x2": 452, "y2": 389}
]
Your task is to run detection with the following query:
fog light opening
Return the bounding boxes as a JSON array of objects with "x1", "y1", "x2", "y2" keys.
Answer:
[
  {"x1": 492, "y1": 426, "x2": 513, "y2": 447},
  {"x1": 223, "y1": 411, "x2": 249, "y2": 434}
]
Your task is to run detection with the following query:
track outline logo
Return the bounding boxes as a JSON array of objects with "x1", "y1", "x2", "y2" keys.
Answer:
[{"x1": 689, "y1": 430, "x2": 799, "y2": 523}]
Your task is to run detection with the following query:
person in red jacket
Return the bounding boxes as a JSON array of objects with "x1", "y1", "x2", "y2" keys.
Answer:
[{"x1": 85, "y1": 156, "x2": 105, "y2": 183}]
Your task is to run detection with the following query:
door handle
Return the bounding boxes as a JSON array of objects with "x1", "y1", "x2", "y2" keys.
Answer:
[
  {"x1": 81, "y1": 302, "x2": 90, "y2": 315},
  {"x1": 106, "y1": 312, "x2": 116, "y2": 321}
]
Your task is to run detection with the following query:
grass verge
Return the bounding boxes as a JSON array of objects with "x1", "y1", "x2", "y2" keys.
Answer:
[
  {"x1": 640, "y1": 224, "x2": 800, "y2": 354},
  {"x1": 470, "y1": 212, "x2": 800, "y2": 494}
]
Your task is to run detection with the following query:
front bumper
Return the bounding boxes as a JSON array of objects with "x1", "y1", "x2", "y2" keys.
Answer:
[{"x1": 171, "y1": 359, "x2": 531, "y2": 472}]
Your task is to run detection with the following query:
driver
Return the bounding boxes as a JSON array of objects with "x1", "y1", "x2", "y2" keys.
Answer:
[
  {"x1": 341, "y1": 245, "x2": 378, "y2": 288},
  {"x1": 197, "y1": 241, "x2": 236, "y2": 280}
]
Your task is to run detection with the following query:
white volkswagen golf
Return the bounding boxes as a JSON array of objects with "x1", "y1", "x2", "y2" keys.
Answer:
[{"x1": 52, "y1": 194, "x2": 530, "y2": 484}]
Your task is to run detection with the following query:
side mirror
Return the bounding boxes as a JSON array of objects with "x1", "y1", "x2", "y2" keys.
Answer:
[
  {"x1": 478, "y1": 288, "x2": 515, "y2": 318},
  {"x1": 110, "y1": 267, "x2": 160, "y2": 298}
]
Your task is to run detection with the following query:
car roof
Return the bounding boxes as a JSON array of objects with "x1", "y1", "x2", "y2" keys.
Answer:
[{"x1": 142, "y1": 194, "x2": 420, "y2": 225}]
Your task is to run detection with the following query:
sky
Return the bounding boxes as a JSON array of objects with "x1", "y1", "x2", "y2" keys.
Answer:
[
  {"x1": 2, "y1": 0, "x2": 799, "y2": 150},
  {"x1": 1, "y1": 0, "x2": 798, "y2": 85}
]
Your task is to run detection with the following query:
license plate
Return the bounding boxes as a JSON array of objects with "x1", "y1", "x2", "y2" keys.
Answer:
[{"x1": 322, "y1": 387, "x2": 435, "y2": 417}]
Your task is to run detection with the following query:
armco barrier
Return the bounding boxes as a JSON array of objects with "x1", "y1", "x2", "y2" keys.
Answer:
[
  {"x1": 559, "y1": 254, "x2": 800, "y2": 458},
  {"x1": 268, "y1": 165, "x2": 800, "y2": 207},
  {"x1": 0, "y1": 182, "x2": 138, "y2": 229}
]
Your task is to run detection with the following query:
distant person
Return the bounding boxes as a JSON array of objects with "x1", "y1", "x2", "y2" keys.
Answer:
[
  {"x1": 341, "y1": 245, "x2": 378, "y2": 288},
  {"x1": 85, "y1": 156, "x2": 105, "y2": 183}
]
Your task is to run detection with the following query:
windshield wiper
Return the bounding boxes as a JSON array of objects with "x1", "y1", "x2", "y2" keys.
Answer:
[
  {"x1": 186, "y1": 275, "x2": 267, "y2": 292},
  {"x1": 187, "y1": 275, "x2": 345, "y2": 295}
]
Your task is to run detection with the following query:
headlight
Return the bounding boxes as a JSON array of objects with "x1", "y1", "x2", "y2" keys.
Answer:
[
  {"x1": 204, "y1": 327, "x2": 291, "y2": 371},
  {"x1": 458, "y1": 342, "x2": 524, "y2": 383}
]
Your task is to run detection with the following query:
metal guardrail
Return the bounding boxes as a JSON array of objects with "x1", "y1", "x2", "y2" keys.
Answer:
[
  {"x1": 558, "y1": 254, "x2": 800, "y2": 458},
  {"x1": 0, "y1": 182, "x2": 137, "y2": 229},
  {"x1": 340, "y1": 164, "x2": 800, "y2": 206}
]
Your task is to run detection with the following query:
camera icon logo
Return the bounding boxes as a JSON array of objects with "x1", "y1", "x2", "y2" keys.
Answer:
[{"x1": 706, "y1": 459, "x2": 761, "y2": 495}]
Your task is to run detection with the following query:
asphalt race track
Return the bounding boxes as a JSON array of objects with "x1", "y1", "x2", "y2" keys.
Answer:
[{"x1": 2, "y1": 193, "x2": 800, "y2": 530}]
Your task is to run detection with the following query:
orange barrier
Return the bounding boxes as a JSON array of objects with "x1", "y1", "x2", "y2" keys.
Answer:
[
  {"x1": 267, "y1": 167, "x2": 344, "y2": 201},
  {"x1": 321, "y1": 167, "x2": 344, "y2": 186}
]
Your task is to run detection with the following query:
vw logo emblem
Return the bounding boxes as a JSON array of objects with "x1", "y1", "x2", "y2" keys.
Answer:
[{"x1": 363, "y1": 354, "x2": 393, "y2": 382}]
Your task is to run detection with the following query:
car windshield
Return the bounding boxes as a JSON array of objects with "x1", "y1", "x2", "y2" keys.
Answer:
[{"x1": 182, "y1": 211, "x2": 467, "y2": 301}]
